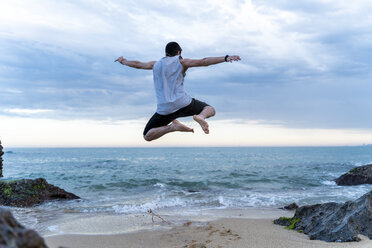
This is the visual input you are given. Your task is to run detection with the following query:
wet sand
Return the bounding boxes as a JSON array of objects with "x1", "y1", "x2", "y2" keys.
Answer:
[{"x1": 44, "y1": 208, "x2": 372, "y2": 248}]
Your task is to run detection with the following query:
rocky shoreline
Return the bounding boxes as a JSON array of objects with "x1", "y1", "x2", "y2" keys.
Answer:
[
  {"x1": 0, "y1": 140, "x2": 79, "y2": 247},
  {"x1": 0, "y1": 178, "x2": 80, "y2": 207},
  {"x1": 0, "y1": 208, "x2": 48, "y2": 248},
  {"x1": 335, "y1": 164, "x2": 372, "y2": 186},
  {"x1": 0, "y1": 140, "x2": 3, "y2": 177},
  {"x1": 275, "y1": 163, "x2": 372, "y2": 242},
  {"x1": 275, "y1": 190, "x2": 372, "y2": 242}
]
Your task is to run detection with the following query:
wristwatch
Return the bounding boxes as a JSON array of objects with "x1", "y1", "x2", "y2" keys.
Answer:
[{"x1": 224, "y1": 55, "x2": 229, "y2": 62}]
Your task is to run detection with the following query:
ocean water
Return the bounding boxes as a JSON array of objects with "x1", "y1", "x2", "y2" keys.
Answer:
[{"x1": 2, "y1": 146, "x2": 372, "y2": 234}]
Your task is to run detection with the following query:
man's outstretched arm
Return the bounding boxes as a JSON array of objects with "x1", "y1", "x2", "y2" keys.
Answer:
[
  {"x1": 115, "y1": 56, "x2": 156, "y2": 70},
  {"x1": 180, "y1": 55, "x2": 241, "y2": 71}
]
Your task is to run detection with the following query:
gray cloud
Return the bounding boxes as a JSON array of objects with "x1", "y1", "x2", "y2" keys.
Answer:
[{"x1": 0, "y1": 0, "x2": 371, "y2": 129}]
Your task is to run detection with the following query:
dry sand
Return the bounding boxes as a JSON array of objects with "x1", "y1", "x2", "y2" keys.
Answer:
[{"x1": 45, "y1": 213, "x2": 372, "y2": 248}]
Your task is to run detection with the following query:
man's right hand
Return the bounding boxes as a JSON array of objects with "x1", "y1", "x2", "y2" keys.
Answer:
[{"x1": 115, "y1": 56, "x2": 127, "y2": 64}]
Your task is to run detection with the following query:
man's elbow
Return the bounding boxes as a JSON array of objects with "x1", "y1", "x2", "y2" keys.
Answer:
[{"x1": 200, "y1": 58, "x2": 209, "y2": 66}]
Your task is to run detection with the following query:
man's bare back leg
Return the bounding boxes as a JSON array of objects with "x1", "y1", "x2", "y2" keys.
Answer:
[
  {"x1": 193, "y1": 106, "x2": 216, "y2": 134},
  {"x1": 144, "y1": 120, "x2": 194, "y2": 141}
]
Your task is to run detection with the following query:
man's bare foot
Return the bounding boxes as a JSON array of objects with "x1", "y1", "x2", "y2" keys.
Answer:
[
  {"x1": 193, "y1": 115, "x2": 209, "y2": 134},
  {"x1": 171, "y1": 120, "x2": 194, "y2": 132}
]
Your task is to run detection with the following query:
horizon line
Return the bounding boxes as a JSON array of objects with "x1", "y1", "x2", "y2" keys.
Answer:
[{"x1": 3, "y1": 144, "x2": 372, "y2": 149}]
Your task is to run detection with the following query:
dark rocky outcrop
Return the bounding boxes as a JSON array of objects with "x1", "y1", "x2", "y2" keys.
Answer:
[
  {"x1": 0, "y1": 140, "x2": 3, "y2": 177},
  {"x1": 0, "y1": 208, "x2": 47, "y2": 247},
  {"x1": 274, "y1": 190, "x2": 372, "y2": 242},
  {"x1": 335, "y1": 164, "x2": 372, "y2": 186},
  {"x1": 279, "y1": 202, "x2": 299, "y2": 210},
  {"x1": 0, "y1": 178, "x2": 79, "y2": 207}
]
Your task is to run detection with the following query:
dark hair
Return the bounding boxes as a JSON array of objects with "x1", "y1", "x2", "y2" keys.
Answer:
[{"x1": 165, "y1": 42, "x2": 182, "y2": 57}]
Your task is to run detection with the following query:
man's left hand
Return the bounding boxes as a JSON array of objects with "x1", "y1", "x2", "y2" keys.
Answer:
[{"x1": 226, "y1": 55, "x2": 241, "y2": 62}]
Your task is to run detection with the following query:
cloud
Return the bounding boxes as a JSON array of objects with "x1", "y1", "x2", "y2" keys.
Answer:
[
  {"x1": 0, "y1": 0, "x2": 371, "y2": 134},
  {"x1": 4, "y1": 108, "x2": 53, "y2": 115}
]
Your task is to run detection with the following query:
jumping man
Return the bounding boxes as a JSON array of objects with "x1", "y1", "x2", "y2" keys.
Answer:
[{"x1": 115, "y1": 42, "x2": 241, "y2": 141}]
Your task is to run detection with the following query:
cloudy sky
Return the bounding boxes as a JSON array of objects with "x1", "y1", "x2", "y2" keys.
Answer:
[{"x1": 1, "y1": 0, "x2": 372, "y2": 147}]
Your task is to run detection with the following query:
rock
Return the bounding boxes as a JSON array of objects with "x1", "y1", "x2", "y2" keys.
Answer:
[
  {"x1": 274, "y1": 190, "x2": 372, "y2": 242},
  {"x1": 0, "y1": 178, "x2": 79, "y2": 207},
  {"x1": 0, "y1": 140, "x2": 3, "y2": 177},
  {"x1": 0, "y1": 208, "x2": 47, "y2": 247},
  {"x1": 279, "y1": 202, "x2": 299, "y2": 210},
  {"x1": 335, "y1": 164, "x2": 372, "y2": 185}
]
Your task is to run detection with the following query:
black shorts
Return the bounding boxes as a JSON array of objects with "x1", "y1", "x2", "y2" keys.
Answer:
[{"x1": 143, "y1": 98, "x2": 209, "y2": 136}]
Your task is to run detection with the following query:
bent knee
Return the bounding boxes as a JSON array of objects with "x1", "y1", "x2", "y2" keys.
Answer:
[
  {"x1": 207, "y1": 106, "x2": 216, "y2": 116},
  {"x1": 143, "y1": 135, "x2": 152, "y2": 142}
]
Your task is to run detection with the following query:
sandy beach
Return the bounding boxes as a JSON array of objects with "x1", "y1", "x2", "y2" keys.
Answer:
[{"x1": 44, "y1": 208, "x2": 372, "y2": 248}]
